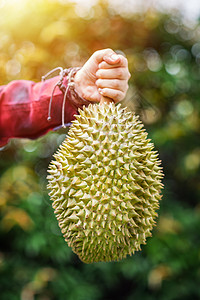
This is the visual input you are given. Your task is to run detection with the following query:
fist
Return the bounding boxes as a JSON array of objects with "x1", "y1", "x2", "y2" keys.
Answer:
[{"x1": 74, "y1": 48, "x2": 131, "y2": 103}]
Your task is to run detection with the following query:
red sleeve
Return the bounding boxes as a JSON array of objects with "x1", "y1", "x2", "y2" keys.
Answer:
[{"x1": 0, "y1": 74, "x2": 90, "y2": 147}]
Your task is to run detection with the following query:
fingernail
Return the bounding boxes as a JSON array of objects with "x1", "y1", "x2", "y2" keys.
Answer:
[{"x1": 110, "y1": 54, "x2": 119, "y2": 61}]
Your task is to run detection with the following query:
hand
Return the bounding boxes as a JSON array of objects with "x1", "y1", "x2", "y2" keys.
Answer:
[{"x1": 74, "y1": 49, "x2": 131, "y2": 103}]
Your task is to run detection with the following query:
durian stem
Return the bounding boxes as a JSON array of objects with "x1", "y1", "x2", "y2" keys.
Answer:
[{"x1": 100, "y1": 95, "x2": 113, "y2": 105}]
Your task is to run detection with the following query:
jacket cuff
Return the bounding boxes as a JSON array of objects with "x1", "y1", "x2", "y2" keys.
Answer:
[
  {"x1": 42, "y1": 67, "x2": 91, "y2": 128},
  {"x1": 62, "y1": 67, "x2": 91, "y2": 110}
]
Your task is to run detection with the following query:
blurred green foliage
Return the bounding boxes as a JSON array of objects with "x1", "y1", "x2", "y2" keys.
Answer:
[{"x1": 0, "y1": 0, "x2": 200, "y2": 299}]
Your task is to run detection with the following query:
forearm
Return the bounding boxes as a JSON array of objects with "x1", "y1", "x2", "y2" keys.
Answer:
[{"x1": 0, "y1": 69, "x2": 90, "y2": 147}]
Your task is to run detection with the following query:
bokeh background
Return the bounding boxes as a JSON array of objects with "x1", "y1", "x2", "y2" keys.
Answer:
[{"x1": 0, "y1": 0, "x2": 200, "y2": 299}]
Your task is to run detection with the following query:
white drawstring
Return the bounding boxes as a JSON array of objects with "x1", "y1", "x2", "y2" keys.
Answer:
[
  {"x1": 42, "y1": 67, "x2": 83, "y2": 128},
  {"x1": 62, "y1": 69, "x2": 75, "y2": 128},
  {"x1": 42, "y1": 67, "x2": 70, "y2": 127},
  {"x1": 41, "y1": 67, "x2": 64, "y2": 82}
]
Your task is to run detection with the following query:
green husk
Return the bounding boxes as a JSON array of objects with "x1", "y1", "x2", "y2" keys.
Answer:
[{"x1": 47, "y1": 103, "x2": 164, "y2": 263}]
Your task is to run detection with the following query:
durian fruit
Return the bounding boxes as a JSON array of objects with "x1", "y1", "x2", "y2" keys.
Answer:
[{"x1": 47, "y1": 102, "x2": 164, "y2": 264}]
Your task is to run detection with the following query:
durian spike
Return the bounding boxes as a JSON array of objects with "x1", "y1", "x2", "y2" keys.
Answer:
[{"x1": 100, "y1": 95, "x2": 113, "y2": 105}]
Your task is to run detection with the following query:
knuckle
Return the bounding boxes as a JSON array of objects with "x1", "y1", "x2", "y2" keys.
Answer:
[
  {"x1": 96, "y1": 69, "x2": 101, "y2": 78},
  {"x1": 119, "y1": 82, "x2": 128, "y2": 94},
  {"x1": 96, "y1": 79, "x2": 101, "y2": 87},
  {"x1": 113, "y1": 90, "x2": 121, "y2": 100},
  {"x1": 124, "y1": 57, "x2": 128, "y2": 66},
  {"x1": 93, "y1": 50, "x2": 100, "y2": 57},
  {"x1": 105, "y1": 48, "x2": 112, "y2": 52},
  {"x1": 117, "y1": 69, "x2": 124, "y2": 79},
  {"x1": 98, "y1": 61, "x2": 105, "y2": 69},
  {"x1": 104, "y1": 48, "x2": 113, "y2": 56},
  {"x1": 114, "y1": 79, "x2": 120, "y2": 89},
  {"x1": 120, "y1": 55, "x2": 128, "y2": 66},
  {"x1": 102, "y1": 88, "x2": 107, "y2": 94},
  {"x1": 102, "y1": 88, "x2": 109, "y2": 97}
]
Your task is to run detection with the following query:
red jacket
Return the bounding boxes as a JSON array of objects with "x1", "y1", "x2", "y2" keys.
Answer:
[{"x1": 0, "y1": 70, "x2": 90, "y2": 147}]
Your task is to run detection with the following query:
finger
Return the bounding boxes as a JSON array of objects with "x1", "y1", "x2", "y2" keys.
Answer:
[
  {"x1": 99, "y1": 88, "x2": 125, "y2": 103},
  {"x1": 92, "y1": 48, "x2": 120, "y2": 64},
  {"x1": 96, "y1": 68, "x2": 129, "y2": 80},
  {"x1": 98, "y1": 61, "x2": 126, "y2": 69},
  {"x1": 99, "y1": 55, "x2": 128, "y2": 69},
  {"x1": 103, "y1": 54, "x2": 121, "y2": 65},
  {"x1": 96, "y1": 78, "x2": 128, "y2": 91}
]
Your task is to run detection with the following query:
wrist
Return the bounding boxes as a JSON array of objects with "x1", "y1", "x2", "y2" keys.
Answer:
[
  {"x1": 42, "y1": 66, "x2": 91, "y2": 128},
  {"x1": 62, "y1": 68, "x2": 91, "y2": 109},
  {"x1": 73, "y1": 69, "x2": 86, "y2": 99}
]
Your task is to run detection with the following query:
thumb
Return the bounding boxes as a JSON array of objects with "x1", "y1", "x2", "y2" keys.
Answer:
[
  {"x1": 103, "y1": 53, "x2": 121, "y2": 65},
  {"x1": 93, "y1": 49, "x2": 120, "y2": 64}
]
